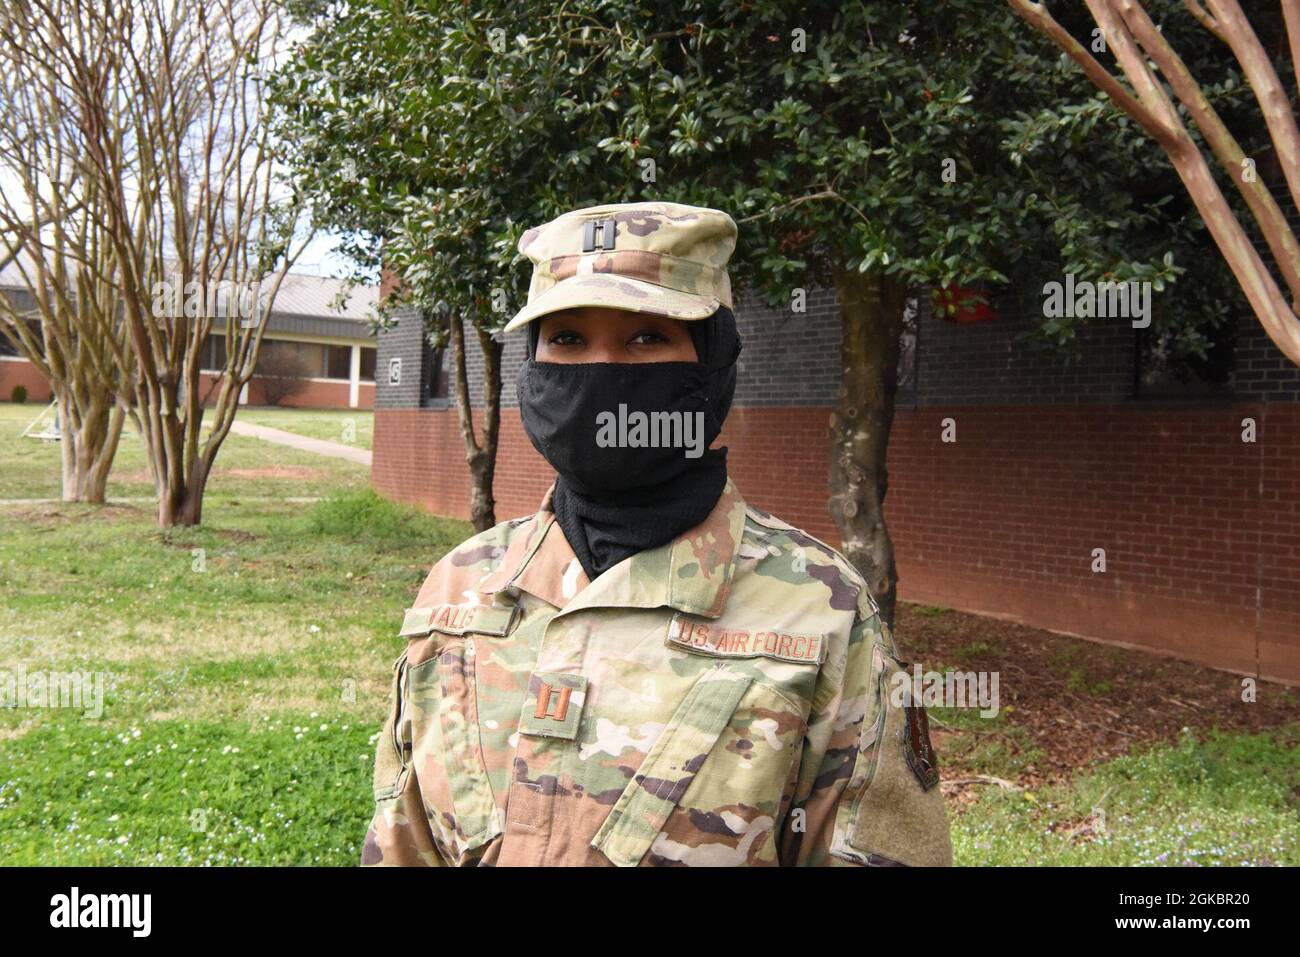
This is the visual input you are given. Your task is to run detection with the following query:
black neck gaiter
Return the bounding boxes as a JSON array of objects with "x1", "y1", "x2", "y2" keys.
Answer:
[{"x1": 517, "y1": 308, "x2": 741, "y2": 581}]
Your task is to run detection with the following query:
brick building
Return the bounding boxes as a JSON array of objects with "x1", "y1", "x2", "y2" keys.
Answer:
[
  {"x1": 0, "y1": 265, "x2": 379, "y2": 410},
  {"x1": 371, "y1": 284, "x2": 1300, "y2": 685}
]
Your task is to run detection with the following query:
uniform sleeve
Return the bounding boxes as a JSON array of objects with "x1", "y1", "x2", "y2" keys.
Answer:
[
  {"x1": 360, "y1": 649, "x2": 443, "y2": 867},
  {"x1": 777, "y1": 605, "x2": 953, "y2": 867}
]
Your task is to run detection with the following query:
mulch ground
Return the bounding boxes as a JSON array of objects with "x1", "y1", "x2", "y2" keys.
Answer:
[{"x1": 894, "y1": 603, "x2": 1300, "y2": 796}]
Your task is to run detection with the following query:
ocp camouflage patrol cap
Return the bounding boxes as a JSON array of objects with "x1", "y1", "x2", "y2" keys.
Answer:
[{"x1": 504, "y1": 201, "x2": 737, "y2": 333}]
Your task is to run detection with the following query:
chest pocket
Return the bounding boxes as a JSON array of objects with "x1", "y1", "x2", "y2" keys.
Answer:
[
  {"x1": 402, "y1": 603, "x2": 518, "y2": 864},
  {"x1": 590, "y1": 664, "x2": 804, "y2": 867}
]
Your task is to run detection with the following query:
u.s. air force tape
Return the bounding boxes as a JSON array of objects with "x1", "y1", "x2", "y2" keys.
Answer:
[{"x1": 666, "y1": 613, "x2": 826, "y2": 665}]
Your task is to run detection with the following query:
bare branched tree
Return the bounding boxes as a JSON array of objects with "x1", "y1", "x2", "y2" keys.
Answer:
[
  {"x1": 0, "y1": 0, "x2": 307, "y2": 525},
  {"x1": 0, "y1": 7, "x2": 132, "y2": 503},
  {"x1": 1009, "y1": 0, "x2": 1300, "y2": 366}
]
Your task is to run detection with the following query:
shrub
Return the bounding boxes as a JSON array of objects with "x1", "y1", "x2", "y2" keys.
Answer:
[
  {"x1": 255, "y1": 347, "x2": 311, "y2": 406},
  {"x1": 309, "y1": 488, "x2": 407, "y2": 540},
  {"x1": 306, "y1": 489, "x2": 468, "y2": 550},
  {"x1": 10, "y1": 384, "x2": 27, "y2": 403}
]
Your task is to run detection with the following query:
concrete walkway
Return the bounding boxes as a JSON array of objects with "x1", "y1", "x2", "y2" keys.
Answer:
[{"x1": 228, "y1": 420, "x2": 372, "y2": 466}]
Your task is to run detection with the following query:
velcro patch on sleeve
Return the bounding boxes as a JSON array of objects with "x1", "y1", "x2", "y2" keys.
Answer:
[
  {"x1": 399, "y1": 602, "x2": 519, "y2": 639},
  {"x1": 666, "y1": 613, "x2": 826, "y2": 665},
  {"x1": 903, "y1": 698, "x2": 941, "y2": 791}
]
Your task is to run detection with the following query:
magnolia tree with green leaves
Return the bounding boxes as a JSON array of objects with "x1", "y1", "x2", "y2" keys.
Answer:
[
  {"x1": 271, "y1": 0, "x2": 647, "y2": 530},
  {"x1": 273, "y1": 1, "x2": 1259, "y2": 622}
]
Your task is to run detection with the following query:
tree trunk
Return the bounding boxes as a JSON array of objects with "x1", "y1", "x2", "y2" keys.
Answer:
[
  {"x1": 156, "y1": 462, "x2": 209, "y2": 527},
  {"x1": 142, "y1": 383, "x2": 214, "y2": 528},
  {"x1": 447, "y1": 309, "x2": 501, "y2": 532},
  {"x1": 828, "y1": 267, "x2": 906, "y2": 629},
  {"x1": 1010, "y1": 0, "x2": 1300, "y2": 366},
  {"x1": 173, "y1": 459, "x2": 210, "y2": 526},
  {"x1": 128, "y1": 273, "x2": 295, "y2": 531},
  {"x1": 83, "y1": 404, "x2": 126, "y2": 503},
  {"x1": 473, "y1": 323, "x2": 503, "y2": 532},
  {"x1": 54, "y1": 386, "x2": 126, "y2": 504}
]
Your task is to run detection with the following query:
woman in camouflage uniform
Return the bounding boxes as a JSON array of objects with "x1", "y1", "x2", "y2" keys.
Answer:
[{"x1": 363, "y1": 201, "x2": 951, "y2": 867}]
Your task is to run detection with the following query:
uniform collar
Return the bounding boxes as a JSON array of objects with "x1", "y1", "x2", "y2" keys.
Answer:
[{"x1": 476, "y1": 479, "x2": 748, "y2": 619}]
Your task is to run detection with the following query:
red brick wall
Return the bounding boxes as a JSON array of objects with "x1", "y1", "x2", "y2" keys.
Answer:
[
  {"x1": 373, "y1": 403, "x2": 1299, "y2": 684},
  {"x1": 0, "y1": 357, "x2": 54, "y2": 402},
  {"x1": 199, "y1": 372, "x2": 374, "y2": 410},
  {"x1": 1, "y1": 359, "x2": 374, "y2": 410}
]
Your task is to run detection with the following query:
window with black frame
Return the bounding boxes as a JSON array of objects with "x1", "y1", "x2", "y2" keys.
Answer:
[
  {"x1": 199, "y1": 334, "x2": 228, "y2": 372},
  {"x1": 0, "y1": 316, "x2": 41, "y2": 357},
  {"x1": 1133, "y1": 318, "x2": 1236, "y2": 400},
  {"x1": 325, "y1": 345, "x2": 352, "y2": 380},
  {"x1": 421, "y1": 335, "x2": 448, "y2": 405}
]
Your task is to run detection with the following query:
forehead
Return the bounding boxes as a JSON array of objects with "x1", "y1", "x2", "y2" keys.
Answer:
[{"x1": 539, "y1": 308, "x2": 681, "y2": 328}]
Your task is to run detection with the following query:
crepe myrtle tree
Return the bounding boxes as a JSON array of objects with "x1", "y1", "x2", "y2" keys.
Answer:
[
  {"x1": 1011, "y1": 0, "x2": 1300, "y2": 367},
  {"x1": 2, "y1": 0, "x2": 307, "y2": 527},
  {"x1": 0, "y1": 3, "x2": 137, "y2": 503},
  {"x1": 0, "y1": 191, "x2": 130, "y2": 505},
  {"x1": 1, "y1": 0, "x2": 308, "y2": 522},
  {"x1": 272, "y1": 1, "x2": 1249, "y2": 617}
]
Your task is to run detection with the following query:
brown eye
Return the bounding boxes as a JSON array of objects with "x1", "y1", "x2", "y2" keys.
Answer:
[
  {"x1": 548, "y1": 330, "x2": 584, "y2": 346},
  {"x1": 628, "y1": 329, "x2": 670, "y2": 346}
]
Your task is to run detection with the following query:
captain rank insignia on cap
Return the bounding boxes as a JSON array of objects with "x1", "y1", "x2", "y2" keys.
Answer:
[
  {"x1": 504, "y1": 200, "x2": 738, "y2": 333},
  {"x1": 581, "y1": 217, "x2": 617, "y2": 252}
]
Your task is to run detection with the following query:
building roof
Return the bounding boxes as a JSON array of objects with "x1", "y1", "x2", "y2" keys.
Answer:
[
  {"x1": 264, "y1": 272, "x2": 377, "y2": 321},
  {"x1": 0, "y1": 251, "x2": 378, "y2": 342}
]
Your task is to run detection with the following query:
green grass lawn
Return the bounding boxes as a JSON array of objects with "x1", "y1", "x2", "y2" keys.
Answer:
[
  {"x1": 0, "y1": 400, "x2": 1295, "y2": 865},
  {"x1": 0, "y1": 487, "x2": 469, "y2": 865},
  {"x1": 952, "y1": 726, "x2": 1299, "y2": 865},
  {"x1": 0, "y1": 402, "x2": 370, "y2": 502},
  {"x1": 235, "y1": 406, "x2": 374, "y2": 451},
  {"x1": 0, "y1": 400, "x2": 461, "y2": 864}
]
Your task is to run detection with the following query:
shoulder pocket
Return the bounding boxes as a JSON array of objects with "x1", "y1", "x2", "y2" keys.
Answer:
[
  {"x1": 372, "y1": 649, "x2": 411, "y2": 801},
  {"x1": 401, "y1": 637, "x2": 502, "y2": 864},
  {"x1": 831, "y1": 646, "x2": 951, "y2": 866},
  {"x1": 591, "y1": 666, "x2": 753, "y2": 867}
]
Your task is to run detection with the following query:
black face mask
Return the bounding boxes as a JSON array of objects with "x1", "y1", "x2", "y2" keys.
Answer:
[
  {"x1": 517, "y1": 309, "x2": 741, "y2": 579},
  {"x1": 517, "y1": 360, "x2": 716, "y2": 498}
]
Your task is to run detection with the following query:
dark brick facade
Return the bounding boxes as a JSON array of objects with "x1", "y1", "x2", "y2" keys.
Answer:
[
  {"x1": 1235, "y1": 317, "x2": 1300, "y2": 402},
  {"x1": 378, "y1": 281, "x2": 1300, "y2": 411},
  {"x1": 372, "y1": 283, "x2": 1300, "y2": 684},
  {"x1": 377, "y1": 286, "x2": 853, "y2": 412},
  {"x1": 374, "y1": 304, "x2": 427, "y2": 410}
]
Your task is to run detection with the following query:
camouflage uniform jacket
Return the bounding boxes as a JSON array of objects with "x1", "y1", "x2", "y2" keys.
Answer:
[{"x1": 362, "y1": 479, "x2": 952, "y2": 867}]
